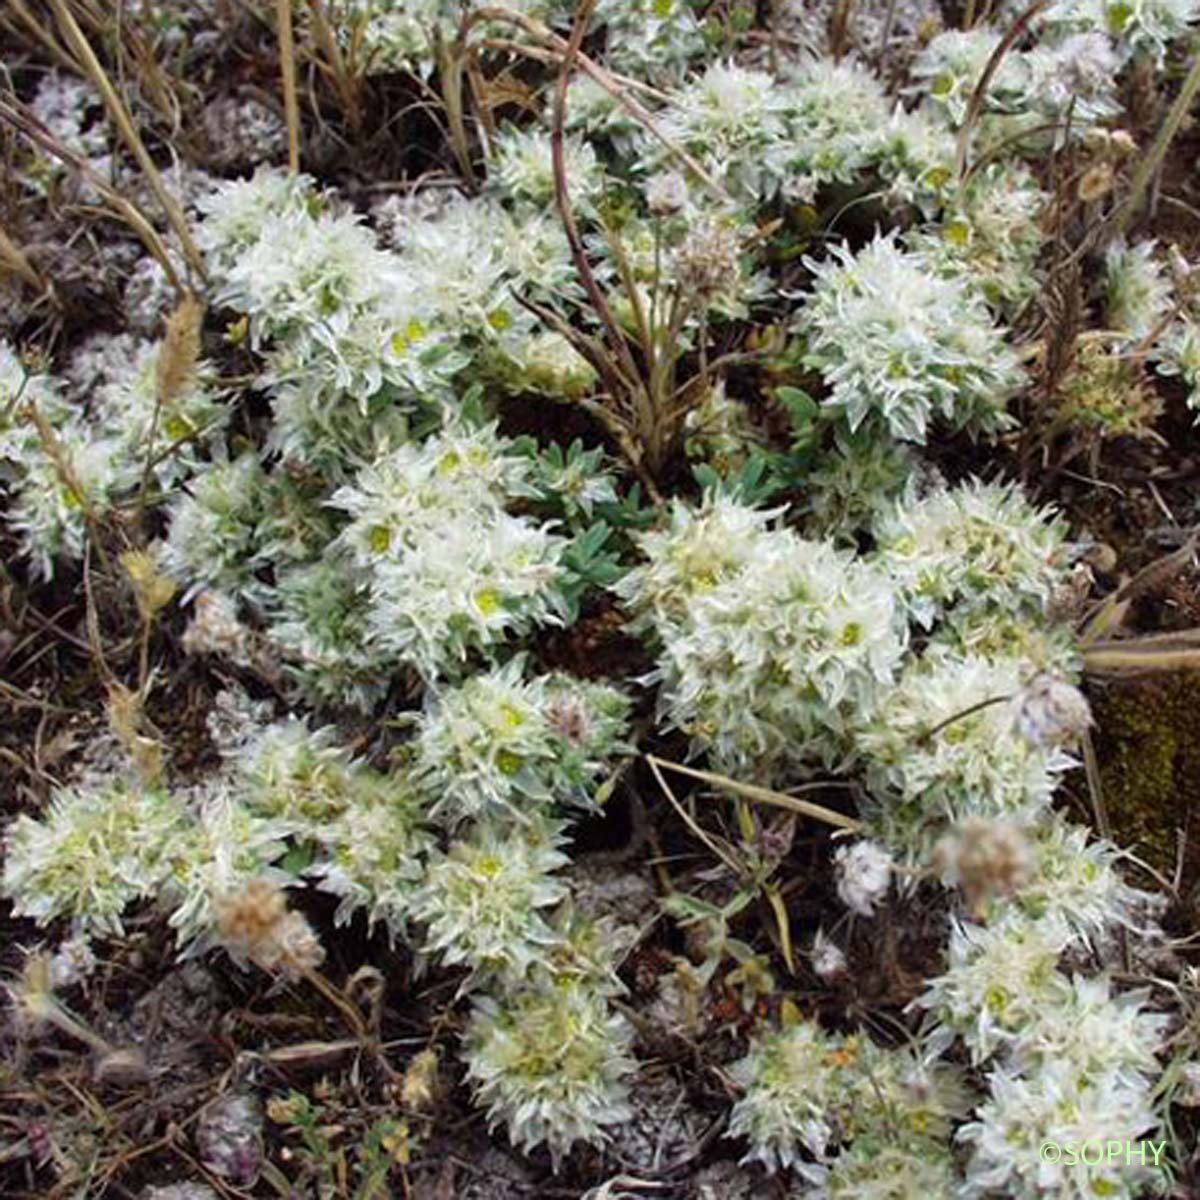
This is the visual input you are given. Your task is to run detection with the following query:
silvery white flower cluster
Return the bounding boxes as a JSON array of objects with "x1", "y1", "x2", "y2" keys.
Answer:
[
  {"x1": 871, "y1": 480, "x2": 1075, "y2": 631},
  {"x1": 1036, "y1": 0, "x2": 1200, "y2": 64},
  {"x1": 7, "y1": 3, "x2": 1196, "y2": 1183},
  {"x1": 833, "y1": 840, "x2": 894, "y2": 917},
  {"x1": 906, "y1": 161, "x2": 1049, "y2": 318},
  {"x1": 923, "y1": 909, "x2": 1169, "y2": 1198},
  {"x1": 728, "y1": 1018, "x2": 964, "y2": 1185},
  {"x1": 2, "y1": 780, "x2": 191, "y2": 936},
  {"x1": 21, "y1": 72, "x2": 113, "y2": 202},
  {"x1": 261, "y1": 558, "x2": 383, "y2": 711},
  {"x1": 912, "y1": 25, "x2": 1121, "y2": 141},
  {"x1": 618, "y1": 494, "x2": 906, "y2": 780},
  {"x1": 0, "y1": 340, "x2": 139, "y2": 580},
  {"x1": 0, "y1": 774, "x2": 293, "y2": 952},
  {"x1": 2, "y1": 689, "x2": 633, "y2": 1161},
  {"x1": 464, "y1": 971, "x2": 636, "y2": 1167},
  {"x1": 646, "y1": 59, "x2": 955, "y2": 211},
  {"x1": 196, "y1": 171, "x2": 458, "y2": 472},
  {"x1": 910, "y1": 783, "x2": 1166, "y2": 1199},
  {"x1": 329, "y1": 420, "x2": 569, "y2": 681},
  {"x1": 854, "y1": 475, "x2": 1084, "y2": 852},
  {"x1": 403, "y1": 659, "x2": 635, "y2": 1159},
  {"x1": 408, "y1": 657, "x2": 632, "y2": 824},
  {"x1": 1102, "y1": 242, "x2": 1200, "y2": 416},
  {"x1": 412, "y1": 817, "x2": 570, "y2": 983},
  {"x1": 196, "y1": 169, "x2": 585, "y2": 473},
  {"x1": 797, "y1": 234, "x2": 1024, "y2": 443},
  {"x1": 855, "y1": 649, "x2": 1077, "y2": 852},
  {"x1": 588, "y1": 0, "x2": 709, "y2": 83},
  {"x1": 489, "y1": 125, "x2": 607, "y2": 212}
]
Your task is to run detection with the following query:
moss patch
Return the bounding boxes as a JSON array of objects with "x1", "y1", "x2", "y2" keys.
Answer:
[{"x1": 1093, "y1": 672, "x2": 1200, "y2": 881}]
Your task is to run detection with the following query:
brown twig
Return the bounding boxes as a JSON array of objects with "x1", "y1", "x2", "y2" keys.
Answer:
[
  {"x1": 954, "y1": 0, "x2": 1051, "y2": 204},
  {"x1": 464, "y1": 6, "x2": 729, "y2": 200}
]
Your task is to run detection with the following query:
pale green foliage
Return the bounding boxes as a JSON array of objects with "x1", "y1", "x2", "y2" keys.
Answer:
[
  {"x1": 655, "y1": 62, "x2": 789, "y2": 204},
  {"x1": 0, "y1": 340, "x2": 71, "y2": 461},
  {"x1": 1106, "y1": 238, "x2": 1173, "y2": 342},
  {"x1": 822, "y1": 1136, "x2": 960, "y2": 1198},
  {"x1": 1040, "y1": 0, "x2": 1199, "y2": 63},
  {"x1": 907, "y1": 162, "x2": 1048, "y2": 317},
  {"x1": 264, "y1": 558, "x2": 384, "y2": 712},
  {"x1": 728, "y1": 1019, "x2": 849, "y2": 1171},
  {"x1": 780, "y1": 58, "x2": 893, "y2": 190},
  {"x1": 912, "y1": 25, "x2": 1120, "y2": 137},
  {"x1": 4, "y1": 10, "x2": 1193, "y2": 1186},
  {"x1": 93, "y1": 337, "x2": 227, "y2": 487},
  {"x1": 9, "y1": 425, "x2": 126, "y2": 581},
  {"x1": 1, "y1": 344, "x2": 129, "y2": 579},
  {"x1": 1154, "y1": 317, "x2": 1200, "y2": 412},
  {"x1": 161, "y1": 454, "x2": 271, "y2": 601},
  {"x1": 801, "y1": 428, "x2": 922, "y2": 542},
  {"x1": 306, "y1": 791, "x2": 433, "y2": 943},
  {"x1": 614, "y1": 493, "x2": 781, "y2": 634}
]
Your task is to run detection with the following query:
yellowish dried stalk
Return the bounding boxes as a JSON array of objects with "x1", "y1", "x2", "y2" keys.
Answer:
[
  {"x1": 141, "y1": 290, "x2": 205, "y2": 512},
  {"x1": 304, "y1": 0, "x2": 363, "y2": 135},
  {"x1": 0, "y1": 223, "x2": 48, "y2": 294},
  {"x1": 277, "y1": 0, "x2": 302, "y2": 173},
  {"x1": 4, "y1": 0, "x2": 77, "y2": 69},
  {"x1": 44, "y1": 0, "x2": 205, "y2": 278},
  {"x1": 645, "y1": 755, "x2": 864, "y2": 832},
  {"x1": 0, "y1": 92, "x2": 182, "y2": 292},
  {"x1": 1112, "y1": 48, "x2": 1200, "y2": 235}
]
